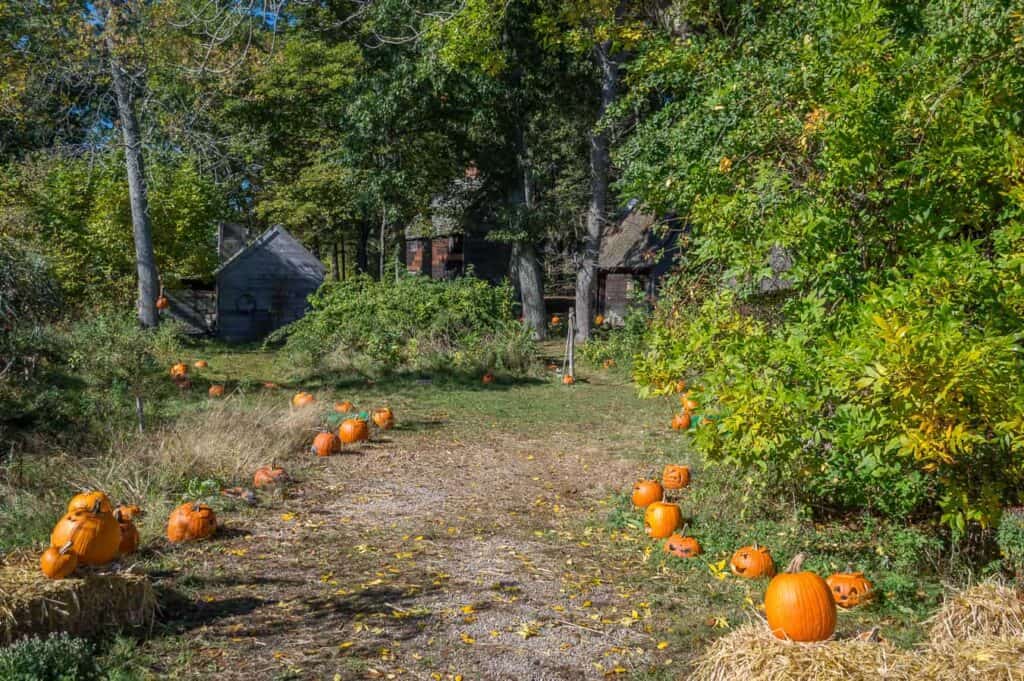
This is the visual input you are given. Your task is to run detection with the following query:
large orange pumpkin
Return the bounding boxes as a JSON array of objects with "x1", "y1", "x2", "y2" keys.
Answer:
[
  {"x1": 253, "y1": 463, "x2": 289, "y2": 488},
  {"x1": 67, "y1": 490, "x2": 113, "y2": 515},
  {"x1": 339, "y1": 418, "x2": 370, "y2": 444},
  {"x1": 312, "y1": 431, "x2": 341, "y2": 457},
  {"x1": 826, "y1": 570, "x2": 875, "y2": 608},
  {"x1": 170, "y1": 363, "x2": 189, "y2": 379},
  {"x1": 729, "y1": 544, "x2": 776, "y2": 579},
  {"x1": 670, "y1": 413, "x2": 692, "y2": 431},
  {"x1": 208, "y1": 384, "x2": 225, "y2": 398},
  {"x1": 372, "y1": 407, "x2": 395, "y2": 430},
  {"x1": 291, "y1": 391, "x2": 315, "y2": 408},
  {"x1": 765, "y1": 553, "x2": 837, "y2": 642},
  {"x1": 335, "y1": 400, "x2": 355, "y2": 413},
  {"x1": 665, "y1": 534, "x2": 702, "y2": 558},
  {"x1": 166, "y1": 502, "x2": 217, "y2": 543},
  {"x1": 193, "y1": 360, "x2": 208, "y2": 369},
  {"x1": 644, "y1": 501, "x2": 682, "y2": 539},
  {"x1": 662, "y1": 464, "x2": 691, "y2": 490},
  {"x1": 631, "y1": 480, "x2": 664, "y2": 508},
  {"x1": 40, "y1": 542, "x2": 78, "y2": 580},
  {"x1": 50, "y1": 503, "x2": 121, "y2": 566}
]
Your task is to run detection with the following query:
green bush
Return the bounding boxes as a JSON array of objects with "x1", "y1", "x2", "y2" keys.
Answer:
[
  {"x1": 0, "y1": 634, "x2": 100, "y2": 681},
  {"x1": 997, "y1": 508, "x2": 1024, "y2": 577},
  {"x1": 269, "y1": 274, "x2": 535, "y2": 374},
  {"x1": 580, "y1": 293, "x2": 651, "y2": 369}
]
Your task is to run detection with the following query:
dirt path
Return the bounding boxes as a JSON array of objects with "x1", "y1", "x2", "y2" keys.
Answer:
[{"x1": 145, "y1": 379, "x2": 682, "y2": 681}]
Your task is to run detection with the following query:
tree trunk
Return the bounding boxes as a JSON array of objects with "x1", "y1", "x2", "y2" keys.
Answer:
[
  {"x1": 108, "y1": 40, "x2": 159, "y2": 328},
  {"x1": 356, "y1": 224, "x2": 369, "y2": 273},
  {"x1": 331, "y1": 241, "x2": 341, "y2": 282},
  {"x1": 575, "y1": 41, "x2": 618, "y2": 343},
  {"x1": 379, "y1": 211, "x2": 386, "y2": 281},
  {"x1": 512, "y1": 241, "x2": 546, "y2": 340},
  {"x1": 312, "y1": 236, "x2": 321, "y2": 260},
  {"x1": 340, "y1": 238, "x2": 347, "y2": 280}
]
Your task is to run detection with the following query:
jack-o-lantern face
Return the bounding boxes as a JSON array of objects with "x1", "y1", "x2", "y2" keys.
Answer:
[
  {"x1": 729, "y1": 544, "x2": 776, "y2": 578},
  {"x1": 662, "y1": 464, "x2": 691, "y2": 490},
  {"x1": 665, "y1": 534, "x2": 702, "y2": 559},
  {"x1": 826, "y1": 571, "x2": 874, "y2": 608}
]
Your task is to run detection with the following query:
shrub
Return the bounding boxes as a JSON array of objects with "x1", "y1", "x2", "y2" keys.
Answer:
[
  {"x1": 580, "y1": 293, "x2": 651, "y2": 369},
  {"x1": 997, "y1": 508, "x2": 1024, "y2": 578},
  {"x1": 270, "y1": 274, "x2": 535, "y2": 374},
  {"x1": 0, "y1": 633, "x2": 100, "y2": 681}
]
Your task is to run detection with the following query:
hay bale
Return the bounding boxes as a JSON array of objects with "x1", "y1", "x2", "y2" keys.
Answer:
[
  {"x1": 690, "y1": 624, "x2": 915, "y2": 681},
  {"x1": 928, "y1": 582, "x2": 1024, "y2": 644},
  {"x1": 912, "y1": 637, "x2": 1024, "y2": 680},
  {"x1": 0, "y1": 558, "x2": 155, "y2": 645}
]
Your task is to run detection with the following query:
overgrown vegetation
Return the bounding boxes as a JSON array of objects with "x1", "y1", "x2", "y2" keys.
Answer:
[{"x1": 0, "y1": 633, "x2": 99, "y2": 681}]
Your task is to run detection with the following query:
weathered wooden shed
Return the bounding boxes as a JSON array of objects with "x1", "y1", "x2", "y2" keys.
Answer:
[{"x1": 214, "y1": 226, "x2": 324, "y2": 342}]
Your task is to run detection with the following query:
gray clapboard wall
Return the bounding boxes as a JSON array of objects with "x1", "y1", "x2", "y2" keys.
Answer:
[{"x1": 215, "y1": 226, "x2": 325, "y2": 342}]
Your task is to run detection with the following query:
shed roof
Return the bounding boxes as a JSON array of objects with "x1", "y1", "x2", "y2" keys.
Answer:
[
  {"x1": 214, "y1": 226, "x2": 325, "y2": 278},
  {"x1": 599, "y1": 204, "x2": 670, "y2": 270}
]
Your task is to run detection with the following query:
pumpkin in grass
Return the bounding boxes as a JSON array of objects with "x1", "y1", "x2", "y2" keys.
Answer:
[
  {"x1": 595, "y1": 314, "x2": 605, "y2": 326},
  {"x1": 603, "y1": 359, "x2": 615, "y2": 369},
  {"x1": 631, "y1": 480, "x2": 663, "y2": 508},
  {"x1": 680, "y1": 392, "x2": 698, "y2": 412},
  {"x1": 40, "y1": 542, "x2": 78, "y2": 580},
  {"x1": 166, "y1": 502, "x2": 217, "y2": 543},
  {"x1": 551, "y1": 315, "x2": 561, "y2": 325},
  {"x1": 372, "y1": 407, "x2": 395, "y2": 430},
  {"x1": 482, "y1": 372, "x2": 495, "y2": 385},
  {"x1": 208, "y1": 384, "x2": 225, "y2": 398},
  {"x1": 826, "y1": 569, "x2": 875, "y2": 608},
  {"x1": 675, "y1": 379, "x2": 687, "y2": 393},
  {"x1": 312, "y1": 431, "x2": 341, "y2": 457},
  {"x1": 662, "y1": 464, "x2": 691, "y2": 490},
  {"x1": 116, "y1": 519, "x2": 140, "y2": 555},
  {"x1": 169, "y1": 363, "x2": 189, "y2": 379},
  {"x1": 765, "y1": 553, "x2": 836, "y2": 642},
  {"x1": 339, "y1": 418, "x2": 370, "y2": 444},
  {"x1": 67, "y1": 490, "x2": 113, "y2": 515},
  {"x1": 665, "y1": 534, "x2": 702, "y2": 559},
  {"x1": 156, "y1": 295, "x2": 170, "y2": 310},
  {"x1": 335, "y1": 400, "x2": 355, "y2": 413},
  {"x1": 644, "y1": 501, "x2": 682, "y2": 539},
  {"x1": 193, "y1": 360, "x2": 208, "y2": 369},
  {"x1": 670, "y1": 413, "x2": 691, "y2": 431},
  {"x1": 729, "y1": 543, "x2": 776, "y2": 579},
  {"x1": 113, "y1": 503, "x2": 142, "y2": 523},
  {"x1": 51, "y1": 502, "x2": 121, "y2": 566},
  {"x1": 253, "y1": 462, "x2": 289, "y2": 488},
  {"x1": 291, "y1": 391, "x2": 315, "y2": 408},
  {"x1": 562, "y1": 374, "x2": 575, "y2": 385}
]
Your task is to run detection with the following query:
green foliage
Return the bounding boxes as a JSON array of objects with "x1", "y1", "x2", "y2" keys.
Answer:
[
  {"x1": 997, "y1": 508, "x2": 1024, "y2": 576},
  {"x1": 270, "y1": 274, "x2": 534, "y2": 374},
  {"x1": 580, "y1": 296, "x2": 651, "y2": 368},
  {"x1": 0, "y1": 634, "x2": 100, "y2": 681},
  {"x1": 621, "y1": 1, "x2": 1024, "y2": 534}
]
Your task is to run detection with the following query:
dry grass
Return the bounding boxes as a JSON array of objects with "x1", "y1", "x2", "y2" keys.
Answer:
[
  {"x1": 928, "y1": 582, "x2": 1024, "y2": 644},
  {"x1": 918, "y1": 636, "x2": 1024, "y2": 680}
]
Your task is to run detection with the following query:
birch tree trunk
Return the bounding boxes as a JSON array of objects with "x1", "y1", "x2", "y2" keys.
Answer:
[{"x1": 575, "y1": 41, "x2": 618, "y2": 343}]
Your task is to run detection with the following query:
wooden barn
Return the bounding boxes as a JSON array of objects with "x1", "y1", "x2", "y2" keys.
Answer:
[{"x1": 164, "y1": 225, "x2": 324, "y2": 342}]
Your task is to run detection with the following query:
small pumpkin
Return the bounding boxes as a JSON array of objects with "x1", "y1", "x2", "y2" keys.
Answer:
[
  {"x1": 765, "y1": 553, "x2": 837, "y2": 642},
  {"x1": 112, "y1": 504, "x2": 143, "y2": 523},
  {"x1": 631, "y1": 480, "x2": 664, "y2": 508},
  {"x1": 595, "y1": 314, "x2": 605, "y2": 326},
  {"x1": 253, "y1": 462, "x2": 289, "y2": 488},
  {"x1": 40, "y1": 542, "x2": 78, "y2": 580},
  {"x1": 729, "y1": 543, "x2": 776, "y2": 579},
  {"x1": 116, "y1": 518, "x2": 140, "y2": 555},
  {"x1": 826, "y1": 569, "x2": 875, "y2": 608},
  {"x1": 372, "y1": 407, "x2": 395, "y2": 430},
  {"x1": 670, "y1": 413, "x2": 691, "y2": 431},
  {"x1": 562, "y1": 374, "x2": 575, "y2": 385},
  {"x1": 644, "y1": 501, "x2": 683, "y2": 539},
  {"x1": 680, "y1": 392, "x2": 698, "y2": 412},
  {"x1": 662, "y1": 464, "x2": 691, "y2": 490},
  {"x1": 482, "y1": 372, "x2": 495, "y2": 385},
  {"x1": 339, "y1": 418, "x2": 370, "y2": 444},
  {"x1": 155, "y1": 295, "x2": 170, "y2": 310},
  {"x1": 335, "y1": 400, "x2": 355, "y2": 413},
  {"x1": 263, "y1": 382, "x2": 279, "y2": 389},
  {"x1": 208, "y1": 384, "x2": 225, "y2": 398},
  {"x1": 292, "y1": 391, "x2": 315, "y2": 408},
  {"x1": 675, "y1": 379, "x2": 687, "y2": 393},
  {"x1": 169, "y1": 362, "x2": 189, "y2": 379},
  {"x1": 603, "y1": 359, "x2": 615, "y2": 369},
  {"x1": 50, "y1": 502, "x2": 121, "y2": 566},
  {"x1": 312, "y1": 431, "x2": 341, "y2": 457},
  {"x1": 166, "y1": 502, "x2": 217, "y2": 543},
  {"x1": 551, "y1": 315, "x2": 561, "y2": 325},
  {"x1": 665, "y1": 534, "x2": 702, "y2": 559},
  {"x1": 193, "y1": 360, "x2": 208, "y2": 369},
  {"x1": 67, "y1": 490, "x2": 113, "y2": 515}
]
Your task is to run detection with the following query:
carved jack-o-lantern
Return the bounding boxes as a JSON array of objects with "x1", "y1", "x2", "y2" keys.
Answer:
[
  {"x1": 826, "y1": 570, "x2": 874, "y2": 608},
  {"x1": 664, "y1": 534, "x2": 702, "y2": 559},
  {"x1": 729, "y1": 543, "x2": 776, "y2": 579}
]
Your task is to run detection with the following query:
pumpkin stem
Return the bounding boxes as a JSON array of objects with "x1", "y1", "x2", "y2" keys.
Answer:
[
  {"x1": 113, "y1": 507, "x2": 123, "y2": 522},
  {"x1": 58, "y1": 540, "x2": 74, "y2": 555},
  {"x1": 786, "y1": 552, "x2": 807, "y2": 573},
  {"x1": 91, "y1": 499, "x2": 102, "y2": 514}
]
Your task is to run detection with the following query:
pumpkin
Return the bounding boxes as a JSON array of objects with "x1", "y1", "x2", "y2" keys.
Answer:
[
  {"x1": 166, "y1": 502, "x2": 217, "y2": 543},
  {"x1": 335, "y1": 400, "x2": 355, "y2": 413},
  {"x1": 113, "y1": 504, "x2": 143, "y2": 523},
  {"x1": 117, "y1": 519, "x2": 140, "y2": 555},
  {"x1": 169, "y1": 363, "x2": 189, "y2": 379},
  {"x1": 253, "y1": 463, "x2": 289, "y2": 488},
  {"x1": 826, "y1": 569, "x2": 875, "y2": 608},
  {"x1": 339, "y1": 418, "x2": 370, "y2": 444},
  {"x1": 680, "y1": 392, "x2": 698, "y2": 412},
  {"x1": 292, "y1": 391, "x2": 315, "y2": 408},
  {"x1": 67, "y1": 490, "x2": 113, "y2": 515},
  {"x1": 312, "y1": 431, "x2": 341, "y2": 457},
  {"x1": 665, "y1": 534, "x2": 702, "y2": 559},
  {"x1": 603, "y1": 359, "x2": 615, "y2": 369},
  {"x1": 765, "y1": 553, "x2": 837, "y2": 642},
  {"x1": 675, "y1": 379, "x2": 687, "y2": 393},
  {"x1": 644, "y1": 501, "x2": 683, "y2": 539},
  {"x1": 670, "y1": 413, "x2": 692, "y2": 431},
  {"x1": 40, "y1": 542, "x2": 78, "y2": 580},
  {"x1": 551, "y1": 315, "x2": 561, "y2": 325},
  {"x1": 208, "y1": 384, "x2": 225, "y2": 398},
  {"x1": 263, "y1": 382, "x2": 279, "y2": 389},
  {"x1": 662, "y1": 464, "x2": 691, "y2": 490},
  {"x1": 631, "y1": 480, "x2": 664, "y2": 508},
  {"x1": 595, "y1": 314, "x2": 605, "y2": 326},
  {"x1": 155, "y1": 295, "x2": 169, "y2": 310},
  {"x1": 372, "y1": 407, "x2": 395, "y2": 430},
  {"x1": 193, "y1": 360, "x2": 208, "y2": 369},
  {"x1": 562, "y1": 374, "x2": 575, "y2": 385},
  {"x1": 50, "y1": 502, "x2": 121, "y2": 566},
  {"x1": 482, "y1": 372, "x2": 495, "y2": 385},
  {"x1": 729, "y1": 544, "x2": 776, "y2": 579}
]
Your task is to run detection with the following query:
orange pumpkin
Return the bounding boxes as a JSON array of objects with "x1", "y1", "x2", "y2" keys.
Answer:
[
  {"x1": 40, "y1": 542, "x2": 78, "y2": 580},
  {"x1": 551, "y1": 315, "x2": 561, "y2": 325},
  {"x1": 765, "y1": 553, "x2": 837, "y2": 642},
  {"x1": 253, "y1": 463, "x2": 289, "y2": 488},
  {"x1": 312, "y1": 431, "x2": 341, "y2": 457},
  {"x1": 193, "y1": 360, "x2": 208, "y2": 369},
  {"x1": 665, "y1": 534, "x2": 702, "y2": 559},
  {"x1": 631, "y1": 480, "x2": 664, "y2": 508},
  {"x1": 595, "y1": 314, "x2": 605, "y2": 326},
  {"x1": 292, "y1": 391, "x2": 315, "y2": 408},
  {"x1": 208, "y1": 384, "x2": 225, "y2": 398},
  {"x1": 339, "y1": 418, "x2": 370, "y2": 444},
  {"x1": 562, "y1": 374, "x2": 575, "y2": 385},
  {"x1": 482, "y1": 372, "x2": 495, "y2": 385},
  {"x1": 662, "y1": 464, "x2": 691, "y2": 490},
  {"x1": 170, "y1": 363, "x2": 189, "y2": 379},
  {"x1": 729, "y1": 544, "x2": 776, "y2": 579},
  {"x1": 670, "y1": 413, "x2": 692, "y2": 431},
  {"x1": 67, "y1": 490, "x2": 113, "y2": 515},
  {"x1": 263, "y1": 382, "x2": 279, "y2": 389},
  {"x1": 50, "y1": 502, "x2": 121, "y2": 566},
  {"x1": 826, "y1": 570, "x2": 875, "y2": 608},
  {"x1": 113, "y1": 504, "x2": 143, "y2": 523},
  {"x1": 155, "y1": 295, "x2": 170, "y2": 310},
  {"x1": 603, "y1": 358, "x2": 616, "y2": 369},
  {"x1": 644, "y1": 501, "x2": 683, "y2": 539},
  {"x1": 675, "y1": 379, "x2": 687, "y2": 393},
  {"x1": 335, "y1": 400, "x2": 355, "y2": 413},
  {"x1": 680, "y1": 392, "x2": 698, "y2": 412},
  {"x1": 117, "y1": 519, "x2": 140, "y2": 555},
  {"x1": 166, "y1": 502, "x2": 217, "y2": 543},
  {"x1": 372, "y1": 407, "x2": 395, "y2": 430}
]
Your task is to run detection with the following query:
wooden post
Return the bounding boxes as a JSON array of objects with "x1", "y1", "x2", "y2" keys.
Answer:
[{"x1": 566, "y1": 307, "x2": 576, "y2": 380}]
